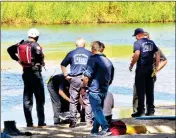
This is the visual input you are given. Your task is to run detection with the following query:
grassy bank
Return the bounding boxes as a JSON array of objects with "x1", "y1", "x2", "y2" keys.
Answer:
[{"x1": 1, "y1": 2, "x2": 175, "y2": 24}]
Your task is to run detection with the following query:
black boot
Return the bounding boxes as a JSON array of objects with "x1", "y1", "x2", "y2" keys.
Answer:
[
  {"x1": 10, "y1": 121, "x2": 25, "y2": 135},
  {"x1": 145, "y1": 112, "x2": 154, "y2": 116},
  {"x1": 131, "y1": 112, "x2": 145, "y2": 117},
  {"x1": 3, "y1": 121, "x2": 18, "y2": 136},
  {"x1": 3, "y1": 121, "x2": 32, "y2": 136}
]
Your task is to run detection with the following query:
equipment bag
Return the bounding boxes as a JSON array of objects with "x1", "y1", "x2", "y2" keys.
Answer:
[
  {"x1": 126, "y1": 125, "x2": 147, "y2": 134},
  {"x1": 110, "y1": 120, "x2": 127, "y2": 135},
  {"x1": 17, "y1": 43, "x2": 32, "y2": 67}
]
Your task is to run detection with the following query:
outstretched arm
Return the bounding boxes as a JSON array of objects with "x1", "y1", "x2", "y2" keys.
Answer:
[{"x1": 58, "y1": 89, "x2": 70, "y2": 102}]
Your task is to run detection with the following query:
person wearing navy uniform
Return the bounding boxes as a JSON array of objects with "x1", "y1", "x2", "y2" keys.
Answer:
[
  {"x1": 47, "y1": 73, "x2": 86, "y2": 124},
  {"x1": 82, "y1": 41, "x2": 114, "y2": 136},
  {"x1": 47, "y1": 74, "x2": 70, "y2": 124},
  {"x1": 132, "y1": 32, "x2": 167, "y2": 115},
  {"x1": 7, "y1": 28, "x2": 46, "y2": 128},
  {"x1": 61, "y1": 37, "x2": 93, "y2": 128},
  {"x1": 129, "y1": 28, "x2": 160, "y2": 117}
]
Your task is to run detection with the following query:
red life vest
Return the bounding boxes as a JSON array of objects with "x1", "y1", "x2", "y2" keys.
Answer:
[{"x1": 17, "y1": 43, "x2": 32, "y2": 67}]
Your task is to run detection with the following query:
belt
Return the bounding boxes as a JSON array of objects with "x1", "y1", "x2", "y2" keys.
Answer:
[{"x1": 69, "y1": 73, "x2": 83, "y2": 77}]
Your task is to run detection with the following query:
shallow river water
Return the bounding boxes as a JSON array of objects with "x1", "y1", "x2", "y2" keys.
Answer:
[{"x1": 1, "y1": 23, "x2": 175, "y2": 127}]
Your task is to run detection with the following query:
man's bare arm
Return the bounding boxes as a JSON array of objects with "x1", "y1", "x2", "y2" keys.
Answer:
[
  {"x1": 129, "y1": 50, "x2": 140, "y2": 70},
  {"x1": 82, "y1": 76, "x2": 89, "y2": 87},
  {"x1": 61, "y1": 65, "x2": 72, "y2": 80},
  {"x1": 155, "y1": 51, "x2": 160, "y2": 71},
  {"x1": 158, "y1": 60, "x2": 167, "y2": 71},
  {"x1": 61, "y1": 65, "x2": 67, "y2": 77},
  {"x1": 58, "y1": 89, "x2": 70, "y2": 102}
]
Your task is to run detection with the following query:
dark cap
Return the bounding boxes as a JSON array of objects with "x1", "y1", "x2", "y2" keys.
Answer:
[{"x1": 132, "y1": 28, "x2": 145, "y2": 36}]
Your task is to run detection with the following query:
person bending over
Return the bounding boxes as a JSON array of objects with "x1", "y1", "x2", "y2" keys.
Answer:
[
  {"x1": 47, "y1": 73, "x2": 87, "y2": 124},
  {"x1": 47, "y1": 74, "x2": 70, "y2": 124}
]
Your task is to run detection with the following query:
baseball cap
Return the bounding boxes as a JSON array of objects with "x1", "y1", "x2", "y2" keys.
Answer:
[{"x1": 132, "y1": 28, "x2": 145, "y2": 36}]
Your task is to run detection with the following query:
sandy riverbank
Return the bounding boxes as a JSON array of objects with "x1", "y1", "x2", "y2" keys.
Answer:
[
  {"x1": 1, "y1": 105, "x2": 176, "y2": 137},
  {"x1": 2, "y1": 116, "x2": 175, "y2": 138}
]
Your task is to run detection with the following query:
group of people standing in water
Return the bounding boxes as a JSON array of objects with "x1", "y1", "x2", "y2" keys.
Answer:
[{"x1": 7, "y1": 27, "x2": 167, "y2": 136}]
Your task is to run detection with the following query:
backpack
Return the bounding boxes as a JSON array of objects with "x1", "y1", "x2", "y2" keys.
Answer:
[
  {"x1": 17, "y1": 43, "x2": 32, "y2": 67},
  {"x1": 110, "y1": 120, "x2": 127, "y2": 135}
]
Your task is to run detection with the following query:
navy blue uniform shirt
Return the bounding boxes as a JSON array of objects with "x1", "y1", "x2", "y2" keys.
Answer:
[
  {"x1": 133, "y1": 38, "x2": 158, "y2": 67},
  {"x1": 52, "y1": 74, "x2": 70, "y2": 92},
  {"x1": 61, "y1": 47, "x2": 92, "y2": 76},
  {"x1": 83, "y1": 54, "x2": 114, "y2": 93}
]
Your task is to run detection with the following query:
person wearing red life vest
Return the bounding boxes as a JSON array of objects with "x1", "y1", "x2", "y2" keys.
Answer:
[{"x1": 7, "y1": 28, "x2": 46, "y2": 128}]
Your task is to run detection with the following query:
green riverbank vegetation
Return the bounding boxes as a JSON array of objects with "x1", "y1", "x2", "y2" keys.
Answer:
[{"x1": 1, "y1": 2, "x2": 175, "y2": 25}]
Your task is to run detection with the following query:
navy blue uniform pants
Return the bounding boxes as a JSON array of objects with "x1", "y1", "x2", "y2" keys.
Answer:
[
  {"x1": 133, "y1": 76, "x2": 156, "y2": 113},
  {"x1": 135, "y1": 66, "x2": 155, "y2": 113},
  {"x1": 22, "y1": 69, "x2": 45, "y2": 126}
]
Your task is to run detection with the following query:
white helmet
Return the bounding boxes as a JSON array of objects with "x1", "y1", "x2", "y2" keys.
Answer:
[{"x1": 28, "y1": 28, "x2": 40, "y2": 38}]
